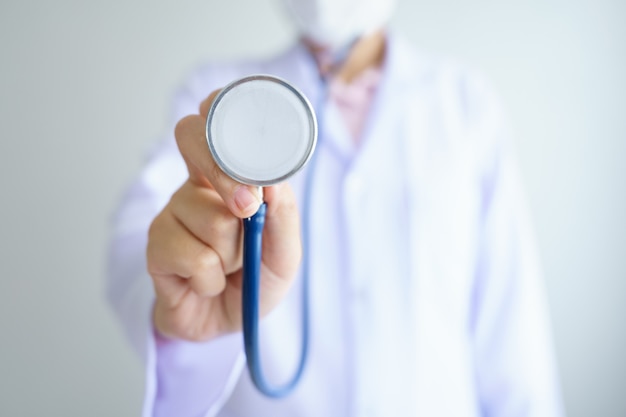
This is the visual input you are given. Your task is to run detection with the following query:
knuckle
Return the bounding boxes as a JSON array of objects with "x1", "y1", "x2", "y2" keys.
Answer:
[
  {"x1": 190, "y1": 249, "x2": 226, "y2": 297},
  {"x1": 147, "y1": 211, "x2": 167, "y2": 247},
  {"x1": 174, "y1": 114, "x2": 203, "y2": 153},
  {"x1": 193, "y1": 247, "x2": 222, "y2": 276},
  {"x1": 208, "y1": 209, "x2": 240, "y2": 240},
  {"x1": 170, "y1": 184, "x2": 189, "y2": 205},
  {"x1": 146, "y1": 220, "x2": 169, "y2": 275}
]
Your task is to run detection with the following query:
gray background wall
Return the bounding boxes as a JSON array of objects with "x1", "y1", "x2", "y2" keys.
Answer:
[{"x1": 0, "y1": 0, "x2": 624, "y2": 415}]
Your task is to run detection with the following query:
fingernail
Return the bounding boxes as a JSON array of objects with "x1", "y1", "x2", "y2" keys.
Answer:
[{"x1": 234, "y1": 186, "x2": 260, "y2": 213}]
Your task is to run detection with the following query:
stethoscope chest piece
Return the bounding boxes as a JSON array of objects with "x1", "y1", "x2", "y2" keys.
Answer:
[{"x1": 206, "y1": 75, "x2": 317, "y2": 187}]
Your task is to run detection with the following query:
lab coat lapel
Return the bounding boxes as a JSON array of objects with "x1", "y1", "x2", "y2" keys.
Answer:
[{"x1": 340, "y1": 34, "x2": 420, "y2": 416}]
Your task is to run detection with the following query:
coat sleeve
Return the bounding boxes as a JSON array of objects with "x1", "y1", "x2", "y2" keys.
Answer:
[
  {"x1": 105, "y1": 65, "x2": 249, "y2": 417},
  {"x1": 466, "y1": 74, "x2": 565, "y2": 417}
]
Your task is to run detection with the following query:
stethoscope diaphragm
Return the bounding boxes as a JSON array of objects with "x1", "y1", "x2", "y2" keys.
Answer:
[{"x1": 206, "y1": 74, "x2": 317, "y2": 187}]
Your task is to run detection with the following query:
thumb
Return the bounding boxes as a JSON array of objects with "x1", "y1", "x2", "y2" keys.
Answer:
[{"x1": 259, "y1": 183, "x2": 302, "y2": 282}]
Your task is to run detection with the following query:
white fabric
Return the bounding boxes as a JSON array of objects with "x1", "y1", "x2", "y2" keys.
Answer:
[
  {"x1": 106, "y1": 34, "x2": 564, "y2": 417},
  {"x1": 280, "y1": 0, "x2": 396, "y2": 51}
]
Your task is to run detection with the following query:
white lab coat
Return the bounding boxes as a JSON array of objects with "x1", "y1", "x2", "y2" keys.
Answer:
[{"x1": 107, "y1": 33, "x2": 564, "y2": 417}]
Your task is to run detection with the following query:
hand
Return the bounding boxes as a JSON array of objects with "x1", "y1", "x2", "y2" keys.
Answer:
[{"x1": 147, "y1": 90, "x2": 302, "y2": 342}]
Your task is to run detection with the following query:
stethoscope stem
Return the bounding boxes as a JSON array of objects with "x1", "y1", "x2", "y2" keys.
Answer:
[{"x1": 242, "y1": 201, "x2": 309, "y2": 398}]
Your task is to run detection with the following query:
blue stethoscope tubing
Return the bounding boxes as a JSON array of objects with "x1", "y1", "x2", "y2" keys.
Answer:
[
  {"x1": 241, "y1": 154, "x2": 318, "y2": 398},
  {"x1": 241, "y1": 88, "x2": 323, "y2": 398}
]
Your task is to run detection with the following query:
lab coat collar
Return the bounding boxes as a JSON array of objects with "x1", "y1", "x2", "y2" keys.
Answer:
[{"x1": 350, "y1": 32, "x2": 422, "y2": 173}]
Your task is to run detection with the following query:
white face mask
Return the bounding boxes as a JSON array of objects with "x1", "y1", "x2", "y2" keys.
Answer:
[{"x1": 280, "y1": 0, "x2": 396, "y2": 51}]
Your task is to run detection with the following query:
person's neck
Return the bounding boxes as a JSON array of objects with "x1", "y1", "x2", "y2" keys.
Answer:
[{"x1": 305, "y1": 30, "x2": 387, "y2": 83}]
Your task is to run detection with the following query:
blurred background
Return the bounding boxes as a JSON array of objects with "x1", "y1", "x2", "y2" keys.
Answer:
[{"x1": 0, "y1": 0, "x2": 624, "y2": 415}]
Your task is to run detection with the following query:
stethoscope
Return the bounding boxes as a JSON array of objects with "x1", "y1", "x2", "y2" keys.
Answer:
[{"x1": 205, "y1": 74, "x2": 319, "y2": 398}]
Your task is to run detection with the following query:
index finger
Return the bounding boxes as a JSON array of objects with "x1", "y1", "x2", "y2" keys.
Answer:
[
  {"x1": 199, "y1": 90, "x2": 219, "y2": 119},
  {"x1": 175, "y1": 113, "x2": 262, "y2": 219}
]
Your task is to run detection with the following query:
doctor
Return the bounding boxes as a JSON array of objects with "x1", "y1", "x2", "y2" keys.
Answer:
[{"x1": 107, "y1": 0, "x2": 564, "y2": 416}]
